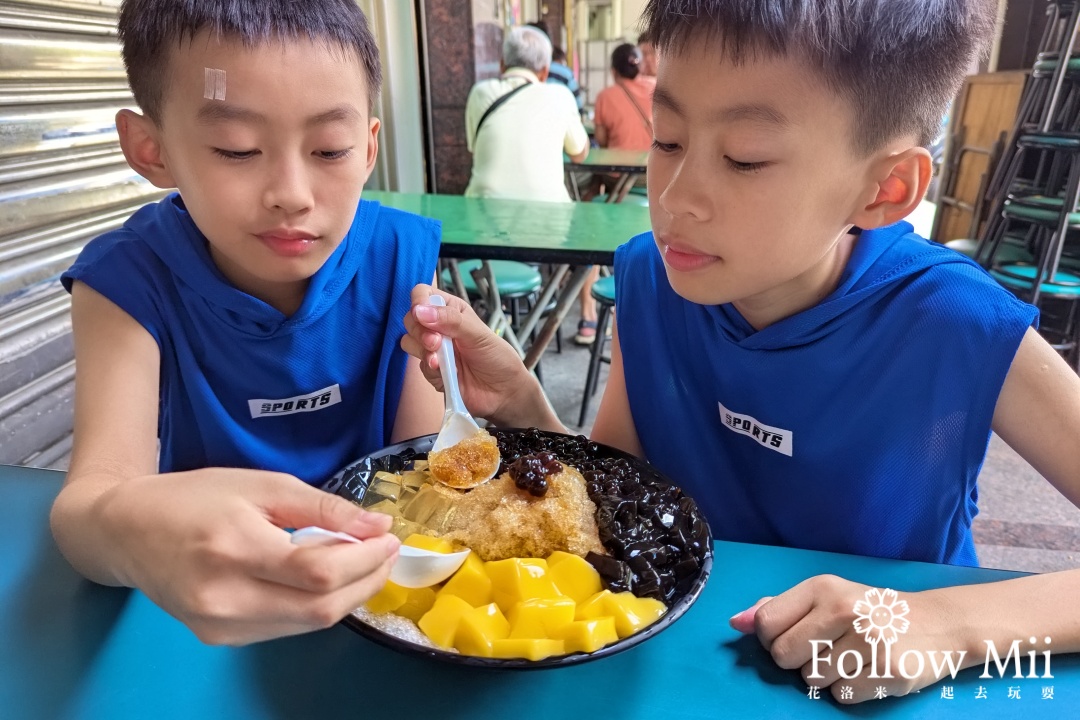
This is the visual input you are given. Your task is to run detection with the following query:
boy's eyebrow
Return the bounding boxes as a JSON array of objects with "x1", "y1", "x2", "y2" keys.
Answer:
[
  {"x1": 653, "y1": 87, "x2": 790, "y2": 128},
  {"x1": 196, "y1": 102, "x2": 265, "y2": 125},
  {"x1": 195, "y1": 103, "x2": 362, "y2": 126},
  {"x1": 306, "y1": 104, "x2": 362, "y2": 127}
]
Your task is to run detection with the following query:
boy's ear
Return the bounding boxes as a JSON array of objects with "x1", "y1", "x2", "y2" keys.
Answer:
[
  {"x1": 362, "y1": 116, "x2": 381, "y2": 181},
  {"x1": 116, "y1": 109, "x2": 176, "y2": 189},
  {"x1": 848, "y1": 147, "x2": 932, "y2": 230}
]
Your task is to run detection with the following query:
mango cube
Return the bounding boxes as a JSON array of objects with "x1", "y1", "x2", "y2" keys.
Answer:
[
  {"x1": 395, "y1": 586, "x2": 437, "y2": 623},
  {"x1": 402, "y1": 533, "x2": 455, "y2": 554},
  {"x1": 508, "y1": 597, "x2": 576, "y2": 639},
  {"x1": 548, "y1": 553, "x2": 603, "y2": 602},
  {"x1": 418, "y1": 594, "x2": 474, "y2": 648},
  {"x1": 454, "y1": 603, "x2": 511, "y2": 657},
  {"x1": 575, "y1": 590, "x2": 614, "y2": 620},
  {"x1": 603, "y1": 592, "x2": 667, "y2": 638},
  {"x1": 491, "y1": 638, "x2": 566, "y2": 661},
  {"x1": 486, "y1": 558, "x2": 562, "y2": 613},
  {"x1": 366, "y1": 580, "x2": 410, "y2": 614},
  {"x1": 438, "y1": 553, "x2": 492, "y2": 607},
  {"x1": 555, "y1": 618, "x2": 620, "y2": 654}
]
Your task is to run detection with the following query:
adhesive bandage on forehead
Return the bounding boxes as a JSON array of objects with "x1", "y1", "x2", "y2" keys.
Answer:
[{"x1": 204, "y1": 68, "x2": 226, "y2": 101}]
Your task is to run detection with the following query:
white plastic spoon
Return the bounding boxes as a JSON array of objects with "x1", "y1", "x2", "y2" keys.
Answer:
[
  {"x1": 289, "y1": 526, "x2": 470, "y2": 589},
  {"x1": 425, "y1": 295, "x2": 500, "y2": 484}
]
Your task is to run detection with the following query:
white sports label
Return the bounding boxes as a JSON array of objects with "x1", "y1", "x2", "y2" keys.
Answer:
[
  {"x1": 718, "y1": 401, "x2": 793, "y2": 456},
  {"x1": 249, "y1": 384, "x2": 342, "y2": 419}
]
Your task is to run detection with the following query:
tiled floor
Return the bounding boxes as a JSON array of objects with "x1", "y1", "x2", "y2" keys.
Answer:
[{"x1": 538, "y1": 304, "x2": 1080, "y2": 575}]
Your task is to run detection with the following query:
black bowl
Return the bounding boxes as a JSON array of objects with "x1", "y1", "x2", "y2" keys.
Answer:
[{"x1": 325, "y1": 428, "x2": 713, "y2": 669}]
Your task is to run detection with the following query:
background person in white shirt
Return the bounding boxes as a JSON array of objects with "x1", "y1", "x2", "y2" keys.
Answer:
[{"x1": 464, "y1": 26, "x2": 589, "y2": 203}]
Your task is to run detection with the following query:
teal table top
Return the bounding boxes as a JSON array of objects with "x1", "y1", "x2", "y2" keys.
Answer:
[
  {"x1": 364, "y1": 191, "x2": 651, "y2": 265},
  {"x1": 565, "y1": 148, "x2": 649, "y2": 173},
  {"x1": 4, "y1": 463, "x2": 1076, "y2": 719}
]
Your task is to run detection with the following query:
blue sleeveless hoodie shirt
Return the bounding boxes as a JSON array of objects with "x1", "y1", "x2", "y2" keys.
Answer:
[
  {"x1": 62, "y1": 194, "x2": 439, "y2": 485},
  {"x1": 615, "y1": 222, "x2": 1037, "y2": 565}
]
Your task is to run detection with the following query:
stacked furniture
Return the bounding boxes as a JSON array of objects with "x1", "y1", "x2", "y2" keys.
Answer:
[{"x1": 977, "y1": 1, "x2": 1080, "y2": 368}]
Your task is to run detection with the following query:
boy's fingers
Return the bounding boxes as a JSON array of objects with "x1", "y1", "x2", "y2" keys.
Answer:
[
  {"x1": 729, "y1": 596, "x2": 772, "y2": 633},
  {"x1": 256, "y1": 474, "x2": 393, "y2": 539},
  {"x1": 754, "y1": 583, "x2": 817, "y2": 649},
  {"x1": 273, "y1": 535, "x2": 400, "y2": 593}
]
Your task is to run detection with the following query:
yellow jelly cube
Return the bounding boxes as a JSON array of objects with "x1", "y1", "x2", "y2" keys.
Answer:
[
  {"x1": 548, "y1": 553, "x2": 603, "y2": 603},
  {"x1": 603, "y1": 592, "x2": 667, "y2": 638},
  {"x1": 507, "y1": 597, "x2": 576, "y2": 639},
  {"x1": 366, "y1": 580, "x2": 410, "y2": 614},
  {"x1": 438, "y1": 553, "x2": 492, "y2": 607},
  {"x1": 546, "y1": 551, "x2": 578, "y2": 566},
  {"x1": 402, "y1": 533, "x2": 455, "y2": 554},
  {"x1": 395, "y1": 586, "x2": 438, "y2": 623},
  {"x1": 575, "y1": 590, "x2": 614, "y2": 620},
  {"x1": 491, "y1": 638, "x2": 566, "y2": 661},
  {"x1": 555, "y1": 618, "x2": 620, "y2": 654},
  {"x1": 486, "y1": 558, "x2": 562, "y2": 613},
  {"x1": 417, "y1": 594, "x2": 474, "y2": 649},
  {"x1": 454, "y1": 603, "x2": 510, "y2": 657}
]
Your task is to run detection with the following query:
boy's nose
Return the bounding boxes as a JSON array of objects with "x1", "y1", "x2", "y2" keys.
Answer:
[
  {"x1": 262, "y1": 159, "x2": 314, "y2": 215},
  {"x1": 658, "y1": 157, "x2": 712, "y2": 222}
]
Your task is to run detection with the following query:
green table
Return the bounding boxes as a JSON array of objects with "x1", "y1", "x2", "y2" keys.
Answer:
[
  {"x1": 565, "y1": 148, "x2": 649, "y2": 203},
  {"x1": 5, "y1": 464, "x2": 1076, "y2": 718},
  {"x1": 365, "y1": 191, "x2": 651, "y2": 369}
]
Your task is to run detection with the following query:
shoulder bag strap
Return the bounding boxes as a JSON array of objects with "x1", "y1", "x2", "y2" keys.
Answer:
[
  {"x1": 619, "y1": 82, "x2": 653, "y2": 135},
  {"x1": 476, "y1": 80, "x2": 533, "y2": 135}
]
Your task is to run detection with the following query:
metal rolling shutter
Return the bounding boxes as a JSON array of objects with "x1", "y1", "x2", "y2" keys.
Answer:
[{"x1": 0, "y1": 0, "x2": 165, "y2": 467}]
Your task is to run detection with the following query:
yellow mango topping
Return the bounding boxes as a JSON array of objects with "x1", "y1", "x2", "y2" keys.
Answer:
[
  {"x1": 548, "y1": 553, "x2": 603, "y2": 603},
  {"x1": 392, "y1": 551, "x2": 668, "y2": 660},
  {"x1": 491, "y1": 638, "x2": 566, "y2": 661},
  {"x1": 395, "y1": 586, "x2": 437, "y2": 623},
  {"x1": 555, "y1": 618, "x2": 620, "y2": 654},
  {"x1": 402, "y1": 533, "x2": 456, "y2": 554},
  {"x1": 508, "y1": 597, "x2": 576, "y2": 639},
  {"x1": 454, "y1": 603, "x2": 511, "y2": 657},
  {"x1": 603, "y1": 591, "x2": 667, "y2": 638},
  {"x1": 366, "y1": 580, "x2": 411, "y2": 614},
  {"x1": 438, "y1": 552, "x2": 492, "y2": 607},
  {"x1": 486, "y1": 558, "x2": 562, "y2": 613},
  {"x1": 575, "y1": 589, "x2": 614, "y2": 621},
  {"x1": 417, "y1": 594, "x2": 474, "y2": 649}
]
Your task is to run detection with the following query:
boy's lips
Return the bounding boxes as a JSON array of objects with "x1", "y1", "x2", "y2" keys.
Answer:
[
  {"x1": 256, "y1": 229, "x2": 319, "y2": 257},
  {"x1": 659, "y1": 237, "x2": 720, "y2": 272}
]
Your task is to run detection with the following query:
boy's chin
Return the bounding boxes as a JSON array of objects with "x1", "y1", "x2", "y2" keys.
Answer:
[{"x1": 664, "y1": 271, "x2": 736, "y2": 307}]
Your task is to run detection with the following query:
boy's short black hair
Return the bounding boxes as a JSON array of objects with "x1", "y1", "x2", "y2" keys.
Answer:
[
  {"x1": 118, "y1": 0, "x2": 382, "y2": 122},
  {"x1": 641, "y1": 0, "x2": 996, "y2": 154}
]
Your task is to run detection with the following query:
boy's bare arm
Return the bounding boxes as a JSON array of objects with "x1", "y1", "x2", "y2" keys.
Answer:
[
  {"x1": 991, "y1": 327, "x2": 1080, "y2": 505},
  {"x1": 390, "y1": 356, "x2": 445, "y2": 443},
  {"x1": 727, "y1": 328, "x2": 1080, "y2": 702},
  {"x1": 590, "y1": 319, "x2": 645, "y2": 457},
  {"x1": 52, "y1": 283, "x2": 401, "y2": 645},
  {"x1": 52, "y1": 281, "x2": 163, "y2": 584}
]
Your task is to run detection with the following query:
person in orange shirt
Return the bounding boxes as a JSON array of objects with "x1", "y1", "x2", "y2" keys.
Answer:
[
  {"x1": 575, "y1": 44, "x2": 656, "y2": 346},
  {"x1": 593, "y1": 43, "x2": 655, "y2": 151}
]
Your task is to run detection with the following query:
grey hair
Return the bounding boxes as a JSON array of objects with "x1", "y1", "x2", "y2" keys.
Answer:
[{"x1": 503, "y1": 25, "x2": 552, "y2": 73}]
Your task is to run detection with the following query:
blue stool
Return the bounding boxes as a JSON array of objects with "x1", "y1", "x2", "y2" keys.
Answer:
[
  {"x1": 441, "y1": 259, "x2": 543, "y2": 330},
  {"x1": 578, "y1": 274, "x2": 615, "y2": 427}
]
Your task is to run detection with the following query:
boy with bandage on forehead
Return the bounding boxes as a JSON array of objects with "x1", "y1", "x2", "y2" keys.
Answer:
[{"x1": 51, "y1": 0, "x2": 446, "y2": 645}]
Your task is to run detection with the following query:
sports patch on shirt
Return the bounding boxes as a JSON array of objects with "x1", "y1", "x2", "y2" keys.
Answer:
[
  {"x1": 718, "y1": 401, "x2": 793, "y2": 457},
  {"x1": 249, "y1": 384, "x2": 342, "y2": 419}
]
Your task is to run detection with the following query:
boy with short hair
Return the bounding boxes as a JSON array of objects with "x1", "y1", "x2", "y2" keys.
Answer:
[
  {"x1": 403, "y1": 0, "x2": 1080, "y2": 702},
  {"x1": 50, "y1": 0, "x2": 444, "y2": 645}
]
